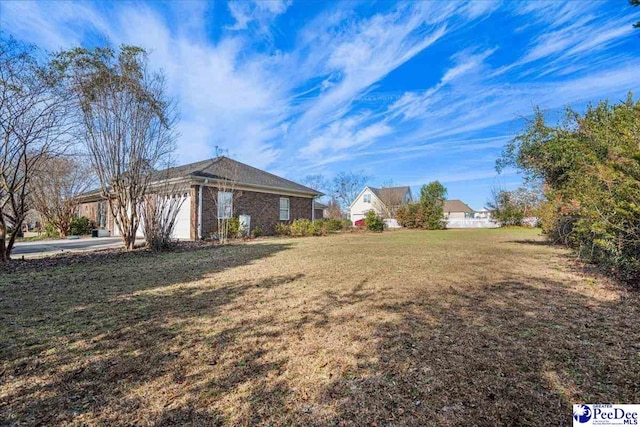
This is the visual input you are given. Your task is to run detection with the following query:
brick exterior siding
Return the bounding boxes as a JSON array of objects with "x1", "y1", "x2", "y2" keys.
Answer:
[
  {"x1": 79, "y1": 185, "x2": 314, "y2": 240},
  {"x1": 77, "y1": 200, "x2": 114, "y2": 233},
  {"x1": 196, "y1": 186, "x2": 313, "y2": 237}
]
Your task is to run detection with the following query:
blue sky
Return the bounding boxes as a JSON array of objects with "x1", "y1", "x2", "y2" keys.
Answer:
[{"x1": 1, "y1": 1, "x2": 639, "y2": 209}]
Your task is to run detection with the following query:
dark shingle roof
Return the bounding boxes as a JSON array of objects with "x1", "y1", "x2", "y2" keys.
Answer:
[
  {"x1": 172, "y1": 156, "x2": 321, "y2": 196},
  {"x1": 443, "y1": 199, "x2": 474, "y2": 213},
  {"x1": 369, "y1": 186, "x2": 411, "y2": 203},
  {"x1": 80, "y1": 156, "x2": 321, "y2": 201},
  {"x1": 313, "y1": 201, "x2": 328, "y2": 209}
]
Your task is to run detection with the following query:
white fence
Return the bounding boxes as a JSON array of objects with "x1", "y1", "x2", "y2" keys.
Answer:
[{"x1": 446, "y1": 219, "x2": 500, "y2": 229}]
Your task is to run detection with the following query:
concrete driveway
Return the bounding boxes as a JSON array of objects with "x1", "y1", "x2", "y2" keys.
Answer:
[{"x1": 12, "y1": 237, "x2": 123, "y2": 258}]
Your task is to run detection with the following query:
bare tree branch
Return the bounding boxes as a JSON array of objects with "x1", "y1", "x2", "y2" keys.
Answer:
[{"x1": 0, "y1": 36, "x2": 74, "y2": 261}]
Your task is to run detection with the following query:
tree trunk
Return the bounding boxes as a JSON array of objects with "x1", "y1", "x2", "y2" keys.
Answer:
[
  {"x1": 0, "y1": 214, "x2": 6, "y2": 262},
  {"x1": 0, "y1": 213, "x2": 17, "y2": 262},
  {"x1": 124, "y1": 232, "x2": 136, "y2": 250},
  {"x1": 0, "y1": 240, "x2": 7, "y2": 262}
]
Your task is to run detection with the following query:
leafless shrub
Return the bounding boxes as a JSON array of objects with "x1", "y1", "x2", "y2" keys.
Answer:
[{"x1": 140, "y1": 184, "x2": 187, "y2": 251}]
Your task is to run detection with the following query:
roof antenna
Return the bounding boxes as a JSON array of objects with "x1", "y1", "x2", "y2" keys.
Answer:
[{"x1": 215, "y1": 146, "x2": 228, "y2": 157}]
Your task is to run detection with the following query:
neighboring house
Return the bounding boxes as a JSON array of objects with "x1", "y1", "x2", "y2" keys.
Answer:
[
  {"x1": 474, "y1": 208, "x2": 492, "y2": 219},
  {"x1": 313, "y1": 201, "x2": 328, "y2": 219},
  {"x1": 443, "y1": 199, "x2": 475, "y2": 219},
  {"x1": 349, "y1": 186, "x2": 412, "y2": 224},
  {"x1": 76, "y1": 156, "x2": 322, "y2": 239}
]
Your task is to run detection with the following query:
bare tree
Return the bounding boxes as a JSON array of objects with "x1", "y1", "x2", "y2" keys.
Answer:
[
  {"x1": 56, "y1": 45, "x2": 177, "y2": 250},
  {"x1": 301, "y1": 174, "x2": 328, "y2": 193},
  {"x1": 326, "y1": 198, "x2": 343, "y2": 220},
  {"x1": 206, "y1": 157, "x2": 240, "y2": 244},
  {"x1": 373, "y1": 187, "x2": 407, "y2": 219},
  {"x1": 30, "y1": 156, "x2": 93, "y2": 236},
  {"x1": 331, "y1": 171, "x2": 369, "y2": 211},
  {"x1": 0, "y1": 37, "x2": 73, "y2": 261}
]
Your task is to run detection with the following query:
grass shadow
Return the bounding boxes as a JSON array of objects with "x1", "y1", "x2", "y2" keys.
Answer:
[
  {"x1": 315, "y1": 278, "x2": 640, "y2": 426},
  {"x1": 505, "y1": 239, "x2": 554, "y2": 246},
  {"x1": 0, "y1": 242, "x2": 296, "y2": 425}
]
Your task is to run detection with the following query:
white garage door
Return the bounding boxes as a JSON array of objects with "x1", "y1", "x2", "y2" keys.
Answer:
[
  {"x1": 172, "y1": 194, "x2": 191, "y2": 240},
  {"x1": 111, "y1": 217, "x2": 144, "y2": 238},
  {"x1": 112, "y1": 195, "x2": 191, "y2": 240}
]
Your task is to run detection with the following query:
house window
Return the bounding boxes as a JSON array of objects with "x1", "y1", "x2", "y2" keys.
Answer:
[
  {"x1": 363, "y1": 194, "x2": 371, "y2": 203},
  {"x1": 217, "y1": 191, "x2": 233, "y2": 219},
  {"x1": 279, "y1": 197, "x2": 290, "y2": 220}
]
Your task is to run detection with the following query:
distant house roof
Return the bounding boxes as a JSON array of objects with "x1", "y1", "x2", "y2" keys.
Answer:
[
  {"x1": 79, "y1": 156, "x2": 321, "y2": 201},
  {"x1": 443, "y1": 199, "x2": 474, "y2": 213},
  {"x1": 348, "y1": 185, "x2": 412, "y2": 209},
  {"x1": 369, "y1": 186, "x2": 411, "y2": 204},
  {"x1": 313, "y1": 201, "x2": 328, "y2": 209}
]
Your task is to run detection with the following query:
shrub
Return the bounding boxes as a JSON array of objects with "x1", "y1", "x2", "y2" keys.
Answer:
[
  {"x1": 277, "y1": 218, "x2": 351, "y2": 237},
  {"x1": 365, "y1": 210, "x2": 384, "y2": 232},
  {"x1": 43, "y1": 222, "x2": 60, "y2": 238},
  {"x1": 324, "y1": 218, "x2": 340, "y2": 232},
  {"x1": 251, "y1": 226, "x2": 263, "y2": 238},
  {"x1": 341, "y1": 219, "x2": 352, "y2": 230},
  {"x1": 275, "y1": 223, "x2": 291, "y2": 236},
  {"x1": 397, "y1": 203, "x2": 426, "y2": 229},
  {"x1": 290, "y1": 219, "x2": 314, "y2": 237},
  {"x1": 312, "y1": 219, "x2": 328, "y2": 236},
  {"x1": 226, "y1": 217, "x2": 241, "y2": 239},
  {"x1": 396, "y1": 203, "x2": 446, "y2": 230},
  {"x1": 498, "y1": 96, "x2": 640, "y2": 286},
  {"x1": 141, "y1": 195, "x2": 182, "y2": 251},
  {"x1": 69, "y1": 216, "x2": 94, "y2": 236}
]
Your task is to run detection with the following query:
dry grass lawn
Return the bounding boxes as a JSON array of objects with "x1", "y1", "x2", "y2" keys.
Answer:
[{"x1": 1, "y1": 228, "x2": 638, "y2": 426}]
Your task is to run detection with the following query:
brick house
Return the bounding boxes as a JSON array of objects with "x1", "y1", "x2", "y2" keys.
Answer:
[{"x1": 76, "y1": 156, "x2": 322, "y2": 239}]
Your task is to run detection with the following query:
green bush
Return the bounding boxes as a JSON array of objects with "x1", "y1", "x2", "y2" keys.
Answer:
[
  {"x1": 290, "y1": 219, "x2": 314, "y2": 237},
  {"x1": 365, "y1": 210, "x2": 384, "y2": 232},
  {"x1": 225, "y1": 217, "x2": 241, "y2": 238},
  {"x1": 69, "y1": 216, "x2": 94, "y2": 236},
  {"x1": 277, "y1": 218, "x2": 350, "y2": 237},
  {"x1": 312, "y1": 219, "x2": 328, "y2": 236},
  {"x1": 275, "y1": 223, "x2": 291, "y2": 236},
  {"x1": 498, "y1": 95, "x2": 640, "y2": 286},
  {"x1": 396, "y1": 203, "x2": 446, "y2": 230},
  {"x1": 341, "y1": 219, "x2": 352, "y2": 230},
  {"x1": 324, "y1": 218, "x2": 343, "y2": 232},
  {"x1": 43, "y1": 222, "x2": 61, "y2": 238},
  {"x1": 251, "y1": 226, "x2": 263, "y2": 238}
]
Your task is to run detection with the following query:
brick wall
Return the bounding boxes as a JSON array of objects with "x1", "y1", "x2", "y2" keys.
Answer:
[
  {"x1": 78, "y1": 202, "x2": 99, "y2": 224},
  {"x1": 197, "y1": 187, "x2": 313, "y2": 237},
  {"x1": 77, "y1": 200, "x2": 114, "y2": 234}
]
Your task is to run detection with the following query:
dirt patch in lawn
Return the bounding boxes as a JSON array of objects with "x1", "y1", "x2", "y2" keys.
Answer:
[{"x1": 1, "y1": 228, "x2": 638, "y2": 426}]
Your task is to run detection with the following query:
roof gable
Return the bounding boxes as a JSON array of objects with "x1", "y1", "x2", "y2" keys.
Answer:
[
  {"x1": 349, "y1": 185, "x2": 411, "y2": 209},
  {"x1": 443, "y1": 199, "x2": 474, "y2": 213},
  {"x1": 370, "y1": 186, "x2": 411, "y2": 204}
]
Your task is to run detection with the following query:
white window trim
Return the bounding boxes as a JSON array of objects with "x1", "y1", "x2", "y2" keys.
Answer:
[
  {"x1": 217, "y1": 191, "x2": 233, "y2": 219},
  {"x1": 279, "y1": 197, "x2": 290, "y2": 221}
]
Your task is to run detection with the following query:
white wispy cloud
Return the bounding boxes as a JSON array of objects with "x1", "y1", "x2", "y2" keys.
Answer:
[
  {"x1": 0, "y1": 0, "x2": 637, "y2": 209},
  {"x1": 226, "y1": 0, "x2": 291, "y2": 42}
]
